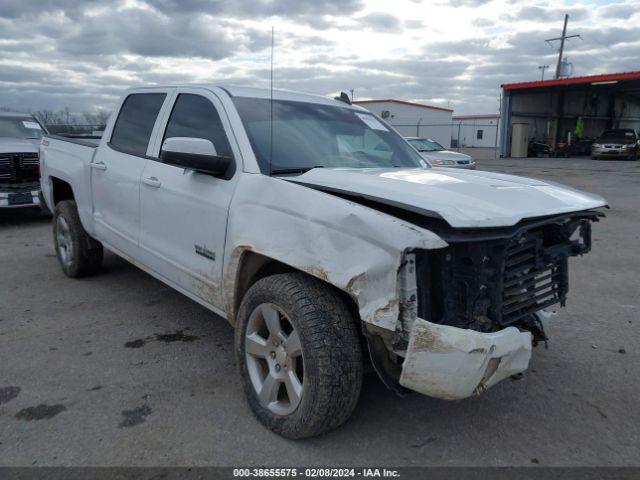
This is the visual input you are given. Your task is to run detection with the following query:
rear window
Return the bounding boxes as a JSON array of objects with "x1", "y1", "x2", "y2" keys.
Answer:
[{"x1": 110, "y1": 93, "x2": 166, "y2": 156}]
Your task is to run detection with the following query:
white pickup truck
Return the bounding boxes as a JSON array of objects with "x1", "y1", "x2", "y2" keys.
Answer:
[{"x1": 40, "y1": 86, "x2": 607, "y2": 438}]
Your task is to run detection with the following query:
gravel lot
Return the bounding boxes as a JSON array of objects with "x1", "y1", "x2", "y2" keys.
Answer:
[{"x1": 1, "y1": 157, "x2": 639, "y2": 467}]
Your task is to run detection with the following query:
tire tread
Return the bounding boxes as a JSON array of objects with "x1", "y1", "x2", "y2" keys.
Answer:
[{"x1": 236, "y1": 272, "x2": 363, "y2": 439}]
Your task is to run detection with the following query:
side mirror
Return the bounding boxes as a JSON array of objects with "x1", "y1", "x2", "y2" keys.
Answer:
[{"x1": 160, "y1": 137, "x2": 233, "y2": 176}]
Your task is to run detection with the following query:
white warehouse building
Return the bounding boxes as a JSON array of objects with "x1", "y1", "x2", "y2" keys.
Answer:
[
  {"x1": 451, "y1": 114, "x2": 500, "y2": 148},
  {"x1": 353, "y1": 99, "x2": 454, "y2": 148}
]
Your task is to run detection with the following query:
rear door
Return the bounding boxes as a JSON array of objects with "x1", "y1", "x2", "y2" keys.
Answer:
[
  {"x1": 138, "y1": 89, "x2": 239, "y2": 309},
  {"x1": 91, "y1": 91, "x2": 170, "y2": 256}
]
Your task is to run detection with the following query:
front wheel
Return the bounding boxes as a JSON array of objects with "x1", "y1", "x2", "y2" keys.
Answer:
[
  {"x1": 53, "y1": 200, "x2": 103, "y2": 277},
  {"x1": 235, "y1": 273, "x2": 363, "y2": 439}
]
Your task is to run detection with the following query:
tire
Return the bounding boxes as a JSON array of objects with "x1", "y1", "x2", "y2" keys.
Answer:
[
  {"x1": 235, "y1": 273, "x2": 363, "y2": 439},
  {"x1": 53, "y1": 200, "x2": 103, "y2": 277}
]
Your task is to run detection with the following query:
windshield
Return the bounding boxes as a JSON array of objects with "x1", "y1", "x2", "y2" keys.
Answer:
[
  {"x1": 232, "y1": 97, "x2": 427, "y2": 173},
  {"x1": 0, "y1": 117, "x2": 44, "y2": 139},
  {"x1": 407, "y1": 138, "x2": 445, "y2": 152},
  {"x1": 599, "y1": 130, "x2": 636, "y2": 140}
]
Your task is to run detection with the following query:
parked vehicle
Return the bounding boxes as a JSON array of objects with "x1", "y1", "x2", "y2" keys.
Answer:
[
  {"x1": 527, "y1": 139, "x2": 553, "y2": 158},
  {"x1": 0, "y1": 113, "x2": 48, "y2": 211},
  {"x1": 591, "y1": 129, "x2": 639, "y2": 160},
  {"x1": 406, "y1": 137, "x2": 476, "y2": 169},
  {"x1": 40, "y1": 86, "x2": 607, "y2": 439},
  {"x1": 555, "y1": 139, "x2": 593, "y2": 158}
]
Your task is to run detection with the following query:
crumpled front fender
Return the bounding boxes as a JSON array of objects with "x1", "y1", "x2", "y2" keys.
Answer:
[{"x1": 399, "y1": 318, "x2": 532, "y2": 400}]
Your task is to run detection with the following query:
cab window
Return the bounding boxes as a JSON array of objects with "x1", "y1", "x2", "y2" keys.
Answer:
[
  {"x1": 163, "y1": 94, "x2": 233, "y2": 158},
  {"x1": 110, "y1": 93, "x2": 166, "y2": 156}
]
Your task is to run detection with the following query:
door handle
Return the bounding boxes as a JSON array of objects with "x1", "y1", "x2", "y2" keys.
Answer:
[
  {"x1": 142, "y1": 176, "x2": 161, "y2": 188},
  {"x1": 90, "y1": 162, "x2": 107, "y2": 171}
]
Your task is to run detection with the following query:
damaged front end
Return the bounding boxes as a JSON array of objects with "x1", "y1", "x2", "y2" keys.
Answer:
[{"x1": 368, "y1": 210, "x2": 602, "y2": 400}]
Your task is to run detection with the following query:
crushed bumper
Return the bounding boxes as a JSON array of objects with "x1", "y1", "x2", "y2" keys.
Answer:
[{"x1": 399, "y1": 318, "x2": 532, "y2": 400}]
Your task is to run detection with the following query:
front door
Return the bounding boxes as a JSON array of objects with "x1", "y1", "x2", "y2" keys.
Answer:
[
  {"x1": 139, "y1": 91, "x2": 238, "y2": 309},
  {"x1": 91, "y1": 92, "x2": 168, "y2": 256}
]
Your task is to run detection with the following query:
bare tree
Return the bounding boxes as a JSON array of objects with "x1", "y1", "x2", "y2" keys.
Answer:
[{"x1": 32, "y1": 109, "x2": 61, "y2": 125}]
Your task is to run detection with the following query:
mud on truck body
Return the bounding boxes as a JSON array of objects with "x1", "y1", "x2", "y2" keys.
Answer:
[{"x1": 39, "y1": 85, "x2": 607, "y2": 438}]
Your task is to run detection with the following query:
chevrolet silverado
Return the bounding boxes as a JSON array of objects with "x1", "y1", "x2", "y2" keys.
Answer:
[{"x1": 39, "y1": 86, "x2": 607, "y2": 438}]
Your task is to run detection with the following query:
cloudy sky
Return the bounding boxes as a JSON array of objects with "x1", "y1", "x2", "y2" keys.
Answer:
[{"x1": 0, "y1": 0, "x2": 638, "y2": 116}]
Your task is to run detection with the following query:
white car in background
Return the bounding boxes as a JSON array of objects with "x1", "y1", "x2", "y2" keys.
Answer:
[{"x1": 406, "y1": 137, "x2": 476, "y2": 169}]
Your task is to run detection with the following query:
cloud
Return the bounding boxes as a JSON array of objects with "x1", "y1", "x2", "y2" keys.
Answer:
[
  {"x1": 598, "y1": 3, "x2": 638, "y2": 19},
  {"x1": 503, "y1": 5, "x2": 589, "y2": 23},
  {"x1": 358, "y1": 12, "x2": 403, "y2": 32},
  {"x1": 0, "y1": 0, "x2": 637, "y2": 117},
  {"x1": 54, "y1": 8, "x2": 239, "y2": 60},
  {"x1": 448, "y1": 0, "x2": 493, "y2": 6},
  {"x1": 0, "y1": 0, "x2": 102, "y2": 18},
  {"x1": 472, "y1": 18, "x2": 496, "y2": 27},
  {"x1": 404, "y1": 19, "x2": 424, "y2": 29},
  {"x1": 144, "y1": 0, "x2": 364, "y2": 17}
]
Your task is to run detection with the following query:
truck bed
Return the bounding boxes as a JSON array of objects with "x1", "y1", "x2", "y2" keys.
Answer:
[{"x1": 40, "y1": 134, "x2": 100, "y2": 228}]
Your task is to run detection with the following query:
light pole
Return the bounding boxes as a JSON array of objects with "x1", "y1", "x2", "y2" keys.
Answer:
[{"x1": 538, "y1": 65, "x2": 549, "y2": 81}]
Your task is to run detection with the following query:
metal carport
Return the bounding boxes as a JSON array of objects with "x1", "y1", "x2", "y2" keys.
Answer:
[{"x1": 499, "y1": 71, "x2": 640, "y2": 157}]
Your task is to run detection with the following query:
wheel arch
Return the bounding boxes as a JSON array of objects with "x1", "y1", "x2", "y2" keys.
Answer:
[
  {"x1": 50, "y1": 176, "x2": 75, "y2": 206},
  {"x1": 225, "y1": 248, "x2": 361, "y2": 329}
]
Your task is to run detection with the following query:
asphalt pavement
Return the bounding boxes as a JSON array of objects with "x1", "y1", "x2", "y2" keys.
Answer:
[{"x1": 1, "y1": 157, "x2": 638, "y2": 466}]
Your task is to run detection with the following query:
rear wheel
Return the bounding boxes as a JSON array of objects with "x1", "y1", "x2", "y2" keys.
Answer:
[
  {"x1": 235, "y1": 273, "x2": 363, "y2": 439},
  {"x1": 53, "y1": 200, "x2": 103, "y2": 277}
]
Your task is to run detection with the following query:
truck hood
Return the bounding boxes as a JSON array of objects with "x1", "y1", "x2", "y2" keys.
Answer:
[
  {"x1": 419, "y1": 150, "x2": 472, "y2": 162},
  {"x1": 0, "y1": 138, "x2": 40, "y2": 154},
  {"x1": 286, "y1": 167, "x2": 607, "y2": 228}
]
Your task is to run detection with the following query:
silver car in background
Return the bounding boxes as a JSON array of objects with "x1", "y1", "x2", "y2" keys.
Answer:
[{"x1": 406, "y1": 137, "x2": 476, "y2": 169}]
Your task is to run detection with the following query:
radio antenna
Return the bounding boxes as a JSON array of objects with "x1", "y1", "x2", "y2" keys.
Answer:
[{"x1": 269, "y1": 26, "x2": 274, "y2": 175}]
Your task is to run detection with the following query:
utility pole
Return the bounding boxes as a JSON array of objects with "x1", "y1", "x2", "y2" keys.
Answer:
[
  {"x1": 538, "y1": 65, "x2": 549, "y2": 81},
  {"x1": 545, "y1": 14, "x2": 580, "y2": 79}
]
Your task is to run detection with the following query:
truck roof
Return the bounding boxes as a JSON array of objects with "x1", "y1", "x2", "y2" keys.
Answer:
[{"x1": 128, "y1": 85, "x2": 363, "y2": 110}]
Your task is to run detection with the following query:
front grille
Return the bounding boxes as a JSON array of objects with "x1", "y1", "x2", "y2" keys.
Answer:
[
  {"x1": 0, "y1": 152, "x2": 39, "y2": 184},
  {"x1": 501, "y1": 232, "x2": 568, "y2": 324},
  {"x1": 20, "y1": 152, "x2": 39, "y2": 167},
  {"x1": 415, "y1": 214, "x2": 594, "y2": 332}
]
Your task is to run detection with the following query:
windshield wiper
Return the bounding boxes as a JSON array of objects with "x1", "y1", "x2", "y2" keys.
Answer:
[{"x1": 271, "y1": 166, "x2": 324, "y2": 175}]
